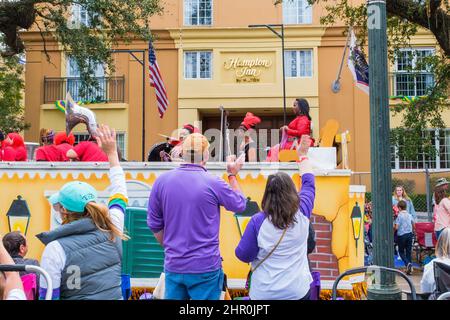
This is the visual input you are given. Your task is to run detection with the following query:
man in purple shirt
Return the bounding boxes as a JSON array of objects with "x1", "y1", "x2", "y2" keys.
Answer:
[{"x1": 147, "y1": 133, "x2": 246, "y2": 300}]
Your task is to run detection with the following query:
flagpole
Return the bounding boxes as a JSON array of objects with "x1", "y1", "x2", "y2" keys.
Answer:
[
  {"x1": 142, "y1": 50, "x2": 146, "y2": 162},
  {"x1": 331, "y1": 26, "x2": 352, "y2": 93}
]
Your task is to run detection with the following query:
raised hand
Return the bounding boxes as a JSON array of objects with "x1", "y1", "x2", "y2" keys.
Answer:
[
  {"x1": 297, "y1": 135, "x2": 312, "y2": 157},
  {"x1": 226, "y1": 154, "x2": 244, "y2": 175},
  {"x1": 95, "y1": 124, "x2": 119, "y2": 167},
  {"x1": 96, "y1": 124, "x2": 117, "y2": 156}
]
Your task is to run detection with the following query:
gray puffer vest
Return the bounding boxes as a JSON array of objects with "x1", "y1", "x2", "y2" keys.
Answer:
[{"x1": 36, "y1": 218, "x2": 122, "y2": 300}]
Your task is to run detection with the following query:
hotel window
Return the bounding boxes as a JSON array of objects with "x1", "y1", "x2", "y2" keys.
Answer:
[
  {"x1": 184, "y1": 51, "x2": 212, "y2": 79},
  {"x1": 283, "y1": 0, "x2": 312, "y2": 24},
  {"x1": 394, "y1": 48, "x2": 434, "y2": 97},
  {"x1": 390, "y1": 129, "x2": 450, "y2": 170},
  {"x1": 66, "y1": 57, "x2": 105, "y2": 101},
  {"x1": 74, "y1": 132, "x2": 127, "y2": 159},
  {"x1": 70, "y1": 4, "x2": 92, "y2": 27},
  {"x1": 285, "y1": 50, "x2": 313, "y2": 77},
  {"x1": 184, "y1": 0, "x2": 212, "y2": 26}
]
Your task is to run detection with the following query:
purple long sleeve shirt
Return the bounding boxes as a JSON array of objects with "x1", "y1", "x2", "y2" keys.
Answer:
[
  {"x1": 235, "y1": 173, "x2": 315, "y2": 263},
  {"x1": 147, "y1": 163, "x2": 247, "y2": 273}
]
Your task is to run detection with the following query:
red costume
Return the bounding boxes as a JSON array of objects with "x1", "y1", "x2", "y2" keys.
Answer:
[
  {"x1": 6, "y1": 133, "x2": 27, "y2": 161},
  {"x1": 54, "y1": 132, "x2": 75, "y2": 161},
  {"x1": 283, "y1": 115, "x2": 315, "y2": 149},
  {"x1": 266, "y1": 115, "x2": 314, "y2": 161},
  {"x1": 0, "y1": 144, "x2": 16, "y2": 161},
  {"x1": 73, "y1": 141, "x2": 108, "y2": 162},
  {"x1": 35, "y1": 145, "x2": 62, "y2": 161}
]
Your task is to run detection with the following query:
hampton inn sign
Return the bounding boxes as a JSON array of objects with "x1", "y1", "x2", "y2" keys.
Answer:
[{"x1": 223, "y1": 57, "x2": 273, "y2": 83}]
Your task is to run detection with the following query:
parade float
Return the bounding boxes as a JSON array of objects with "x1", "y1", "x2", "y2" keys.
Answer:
[
  {"x1": 0, "y1": 94, "x2": 367, "y2": 299},
  {"x1": 0, "y1": 159, "x2": 366, "y2": 300}
]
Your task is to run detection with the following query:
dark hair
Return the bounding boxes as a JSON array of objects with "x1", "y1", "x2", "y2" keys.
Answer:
[
  {"x1": 2, "y1": 231, "x2": 26, "y2": 257},
  {"x1": 397, "y1": 200, "x2": 407, "y2": 211},
  {"x1": 261, "y1": 172, "x2": 299, "y2": 229},
  {"x1": 0, "y1": 131, "x2": 4, "y2": 142},
  {"x1": 295, "y1": 98, "x2": 311, "y2": 121}
]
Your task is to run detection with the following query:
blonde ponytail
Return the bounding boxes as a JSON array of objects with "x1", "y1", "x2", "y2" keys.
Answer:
[
  {"x1": 85, "y1": 202, "x2": 129, "y2": 241},
  {"x1": 61, "y1": 202, "x2": 129, "y2": 241}
]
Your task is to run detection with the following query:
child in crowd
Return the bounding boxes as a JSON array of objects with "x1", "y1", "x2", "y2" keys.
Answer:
[
  {"x1": 394, "y1": 200, "x2": 416, "y2": 275},
  {"x1": 2, "y1": 232, "x2": 40, "y2": 276},
  {"x1": 36, "y1": 125, "x2": 128, "y2": 300},
  {"x1": 0, "y1": 235, "x2": 26, "y2": 300}
]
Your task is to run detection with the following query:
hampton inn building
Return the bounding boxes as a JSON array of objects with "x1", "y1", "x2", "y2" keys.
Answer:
[{"x1": 22, "y1": 0, "x2": 444, "y2": 178}]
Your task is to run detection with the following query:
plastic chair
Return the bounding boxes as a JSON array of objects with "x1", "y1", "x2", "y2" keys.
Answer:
[
  {"x1": 331, "y1": 266, "x2": 417, "y2": 300},
  {"x1": 21, "y1": 273, "x2": 37, "y2": 300},
  {"x1": 0, "y1": 264, "x2": 53, "y2": 300},
  {"x1": 414, "y1": 222, "x2": 437, "y2": 264},
  {"x1": 318, "y1": 119, "x2": 339, "y2": 148},
  {"x1": 432, "y1": 261, "x2": 450, "y2": 299}
]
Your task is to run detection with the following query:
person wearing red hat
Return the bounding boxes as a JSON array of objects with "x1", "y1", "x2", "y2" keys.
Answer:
[
  {"x1": 166, "y1": 124, "x2": 201, "y2": 161},
  {"x1": 54, "y1": 132, "x2": 75, "y2": 161},
  {"x1": 4, "y1": 133, "x2": 27, "y2": 161},
  {"x1": 0, "y1": 130, "x2": 16, "y2": 162},
  {"x1": 238, "y1": 113, "x2": 261, "y2": 162}
]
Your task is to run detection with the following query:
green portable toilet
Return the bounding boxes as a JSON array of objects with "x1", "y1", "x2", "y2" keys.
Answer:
[{"x1": 122, "y1": 207, "x2": 165, "y2": 278}]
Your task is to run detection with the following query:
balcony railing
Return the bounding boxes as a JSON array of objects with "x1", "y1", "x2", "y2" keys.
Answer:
[
  {"x1": 389, "y1": 72, "x2": 434, "y2": 97},
  {"x1": 44, "y1": 76, "x2": 125, "y2": 104}
]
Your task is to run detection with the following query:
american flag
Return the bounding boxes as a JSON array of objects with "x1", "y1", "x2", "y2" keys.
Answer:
[{"x1": 149, "y1": 41, "x2": 169, "y2": 118}]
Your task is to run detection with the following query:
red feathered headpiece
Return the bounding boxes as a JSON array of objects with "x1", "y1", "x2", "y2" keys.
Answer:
[
  {"x1": 54, "y1": 132, "x2": 75, "y2": 146},
  {"x1": 6, "y1": 133, "x2": 25, "y2": 148},
  {"x1": 241, "y1": 112, "x2": 261, "y2": 130},
  {"x1": 183, "y1": 124, "x2": 200, "y2": 134}
]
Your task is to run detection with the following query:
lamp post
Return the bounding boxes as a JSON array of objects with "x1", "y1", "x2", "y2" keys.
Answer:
[
  {"x1": 351, "y1": 202, "x2": 362, "y2": 254},
  {"x1": 248, "y1": 24, "x2": 287, "y2": 125},
  {"x1": 366, "y1": 0, "x2": 401, "y2": 299},
  {"x1": 6, "y1": 196, "x2": 31, "y2": 235}
]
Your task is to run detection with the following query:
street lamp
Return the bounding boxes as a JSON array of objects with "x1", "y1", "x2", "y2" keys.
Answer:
[
  {"x1": 366, "y1": 0, "x2": 401, "y2": 299},
  {"x1": 234, "y1": 197, "x2": 260, "y2": 237},
  {"x1": 351, "y1": 202, "x2": 362, "y2": 253},
  {"x1": 6, "y1": 196, "x2": 31, "y2": 235},
  {"x1": 248, "y1": 24, "x2": 287, "y2": 125}
]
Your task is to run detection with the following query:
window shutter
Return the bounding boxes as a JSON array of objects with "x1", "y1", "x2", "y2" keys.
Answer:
[{"x1": 122, "y1": 207, "x2": 165, "y2": 278}]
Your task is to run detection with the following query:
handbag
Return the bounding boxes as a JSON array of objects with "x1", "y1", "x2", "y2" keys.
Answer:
[{"x1": 245, "y1": 228, "x2": 288, "y2": 290}]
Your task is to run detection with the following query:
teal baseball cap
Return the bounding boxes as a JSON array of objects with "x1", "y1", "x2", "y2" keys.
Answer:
[{"x1": 52, "y1": 181, "x2": 98, "y2": 213}]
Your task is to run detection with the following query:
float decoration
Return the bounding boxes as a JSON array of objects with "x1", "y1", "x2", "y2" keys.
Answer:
[
  {"x1": 6, "y1": 195, "x2": 31, "y2": 235},
  {"x1": 65, "y1": 92, "x2": 98, "y2": 137},
  {"x1": 351, "y1": 202, "x2": 363, "y2": 255}
]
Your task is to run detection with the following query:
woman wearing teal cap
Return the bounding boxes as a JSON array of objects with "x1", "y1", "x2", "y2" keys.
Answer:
[{"x1": 36, "y1": 125, "x2": 129, "y2": 300}]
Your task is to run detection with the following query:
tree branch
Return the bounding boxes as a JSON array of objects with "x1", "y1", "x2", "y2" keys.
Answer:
[{"x1": 386, "y1": 0, "x2": 450, "y2": 56}]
